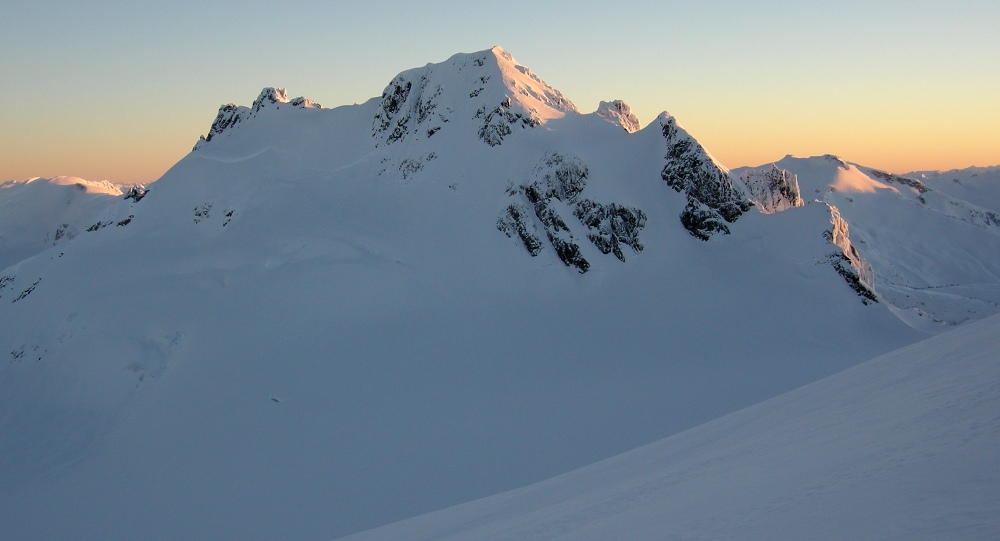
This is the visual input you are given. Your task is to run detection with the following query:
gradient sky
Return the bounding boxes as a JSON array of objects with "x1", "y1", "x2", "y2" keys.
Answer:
[{"x1": 2, "y1": 0, "x2": 998, "y2": 184}]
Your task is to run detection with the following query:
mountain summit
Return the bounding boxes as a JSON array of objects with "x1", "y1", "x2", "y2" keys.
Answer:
[{"x1": 372, "y1": 46, "x2": 578, "y2": 147}]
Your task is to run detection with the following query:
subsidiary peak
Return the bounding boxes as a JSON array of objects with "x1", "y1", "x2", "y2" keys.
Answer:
[
  {"x1": 194, "y1": 87, "x2": 321, "y2": 149},
  {"x1": 596, "y1": 100, "x2": 640, "y2": 133}
]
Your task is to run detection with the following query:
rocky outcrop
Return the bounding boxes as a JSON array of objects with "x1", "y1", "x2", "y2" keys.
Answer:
[
  {"x1": 373, "y1": 74, "x2": 450, "y2": 146},
  {"x1": 573, "y1": 200, "x2": 646, "y2": 262},
  {"x1": 195, "y1": 87, "x2": 320, "y2": 149},
  {"x1": 737, "y1": 164, "x2": 804, "y2": 214},
  {"x1": 868, "y1": 169, "x2": 928, "y2": 194},
  {"x1": 657, "y1": 114, "x2": 750, "y2": 240},
  {"x1": 498, "y1": 152, "x2": 646, "y2": 272},
  {"x1": 497, "y1": 201, "x2": 543, "y2": 256},
  {"x1": 198, "y1": 103, "x2": 251, "y2": 145},
  {"x1": 824, "y1": 204, "x2": 877, "y2": 303},
  {"x1": 595, "y1": 100, "x2": 641, "y2": 133},
  {"x1": 475, "y1": 98, "x2": 540, "y2": 147}
]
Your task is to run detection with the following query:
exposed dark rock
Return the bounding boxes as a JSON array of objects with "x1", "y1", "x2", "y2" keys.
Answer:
[
  {"x1": 195, "y1": 88, "x2": 318, "y2": 150},
  {"x1": 532, "y1": 152, "x2": 588, "y2": 203},
  {"x1": 373, "y1": 75, "x2": 449, "y2": 146},
  {"x1": 124, "y1": 185, "x2": 147, "y2": 202},
  {"x1": 200, "y1": 103, "x2": 249, "y2": 144},
  {"x1": 658, "y1": 115, "x2": 750, "y2": 239},
  {"x1": 497, "y1": 202, "x2": 543, "y2": 256},
  {"x1": 12, "y1": 278, "x2": 41, "y2": 303},
  {"x1": 868, "y1": 169, "x2": 928, "y2": 194},
  {"x1": 574, "y1": 199, "x2": 646, "y2": 261},
  {"x1": 476, "y1": 99, "x2": 539, "y2": 147},
  {"x1": 680, "y1": 196, "x2": 730, "y2": 241}
]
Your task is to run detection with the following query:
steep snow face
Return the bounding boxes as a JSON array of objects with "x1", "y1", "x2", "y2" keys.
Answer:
[
  {"x1": 0, "y1": 177, "x2": 143, "y2": 271},
  {"x1": 595, "y1": 100, "x2": 641, "y2": 133},
  {"x1": 339, "y1": 313, "x2": 1000, "y2": 541},
  {"x1": 372, "y1": 46, "x2": 578, "y2": 147},
  {"x1": 735, "y1": 164, "x2": 804, "y2": 214},
  {"x1": 735, "y1": 156, "x2": 1000, "y2": 326},
  {"x1": 654, "y1": 113, "x2": 751, "y2": 239}
]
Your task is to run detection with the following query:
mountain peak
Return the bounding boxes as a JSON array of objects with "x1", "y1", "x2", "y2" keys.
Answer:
[{"x1": 372, "y1": 47, "x2": 578, "y2": 147}]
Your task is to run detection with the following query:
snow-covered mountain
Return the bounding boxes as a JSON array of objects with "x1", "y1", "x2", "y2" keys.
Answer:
[
  {"x1": 906, "y1": 165, "x2": 1000, "y2": 214},
  {"x1": 0, "y1": 176, "x2": 145, "y2": 271},
  {"x1": 0, "y1": 47, "x2": 993, "y2": 539},
  {"x1": 733, "y1": 155, "x2": 1000, "y2": 327},
  {"x1": 339, "y1": 312, "x2": 1000, "y2": 541}
]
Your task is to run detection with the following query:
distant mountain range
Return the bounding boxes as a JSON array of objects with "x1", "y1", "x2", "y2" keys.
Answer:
[{"x1": 1, "y1": 47, "x2": 996, "y2": 540}]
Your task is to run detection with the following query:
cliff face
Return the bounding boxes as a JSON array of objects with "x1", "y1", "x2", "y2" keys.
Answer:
[
  {"x1": 825, "y1": 204, "x2": 877, "y2": 303},
  {"x1": 656, "y1": 113, "x2": 751, "y2": 240},
  {"x1": 736, "y1": 164, "x2": 804, "y2": 214}
]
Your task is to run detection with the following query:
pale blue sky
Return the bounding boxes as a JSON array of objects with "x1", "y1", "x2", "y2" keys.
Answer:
[{"x1": 2, "y1": 0, "x2": 997, "y2": 182}]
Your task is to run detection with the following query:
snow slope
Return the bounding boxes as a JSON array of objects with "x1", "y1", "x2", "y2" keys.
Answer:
[
  {"x1": 0, "y1": 176, "x2": 142, "y2": 271},
  {"x1": 907, "y1": 165, "x2": 1000, "y2": 214},
  {"x1": 734, "y1": 155, "x2": 1000, "y2": 327},
  {"x1": 339, "y1": 313, "x2": 1000, "y2": 541},
  {"x1": 0, "y1": 49, "x2": 936, "y2": 540}
]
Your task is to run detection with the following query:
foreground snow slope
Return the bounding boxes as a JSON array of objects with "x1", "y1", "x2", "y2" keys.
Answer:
[
  {"x1": 0, "y1": 48, "x2": 926, "y2": 539},
  {"x1": 341, "y1": 313, "x2": 1000, "y2": 541}
]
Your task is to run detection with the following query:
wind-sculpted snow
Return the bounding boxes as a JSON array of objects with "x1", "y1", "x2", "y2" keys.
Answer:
[
  {"x1": 498, "y1": 152, "x2": 646, "y2": 271},
  {"x1": 657, "y1": 114, "x2": 751, "y2": 239},
  {"x1": 737, "y1": 164, "x2": 804, "y2": 214}
]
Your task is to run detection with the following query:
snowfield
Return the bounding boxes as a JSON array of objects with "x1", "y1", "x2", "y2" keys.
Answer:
[{"x1": 1, "y1": 47, "x2": 997, "y2": 540}]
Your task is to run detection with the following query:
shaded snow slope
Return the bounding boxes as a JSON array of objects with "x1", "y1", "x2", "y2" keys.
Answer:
[
  {"x1": 340, "y1": 313, "x2": 1000, "y2": 541},
  {"x1": 733, "y1": 155, "x2": 1000, "y2": 327},
  {"x1": 0, "y1": 49, "x2": 927, "y2": 540}
]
